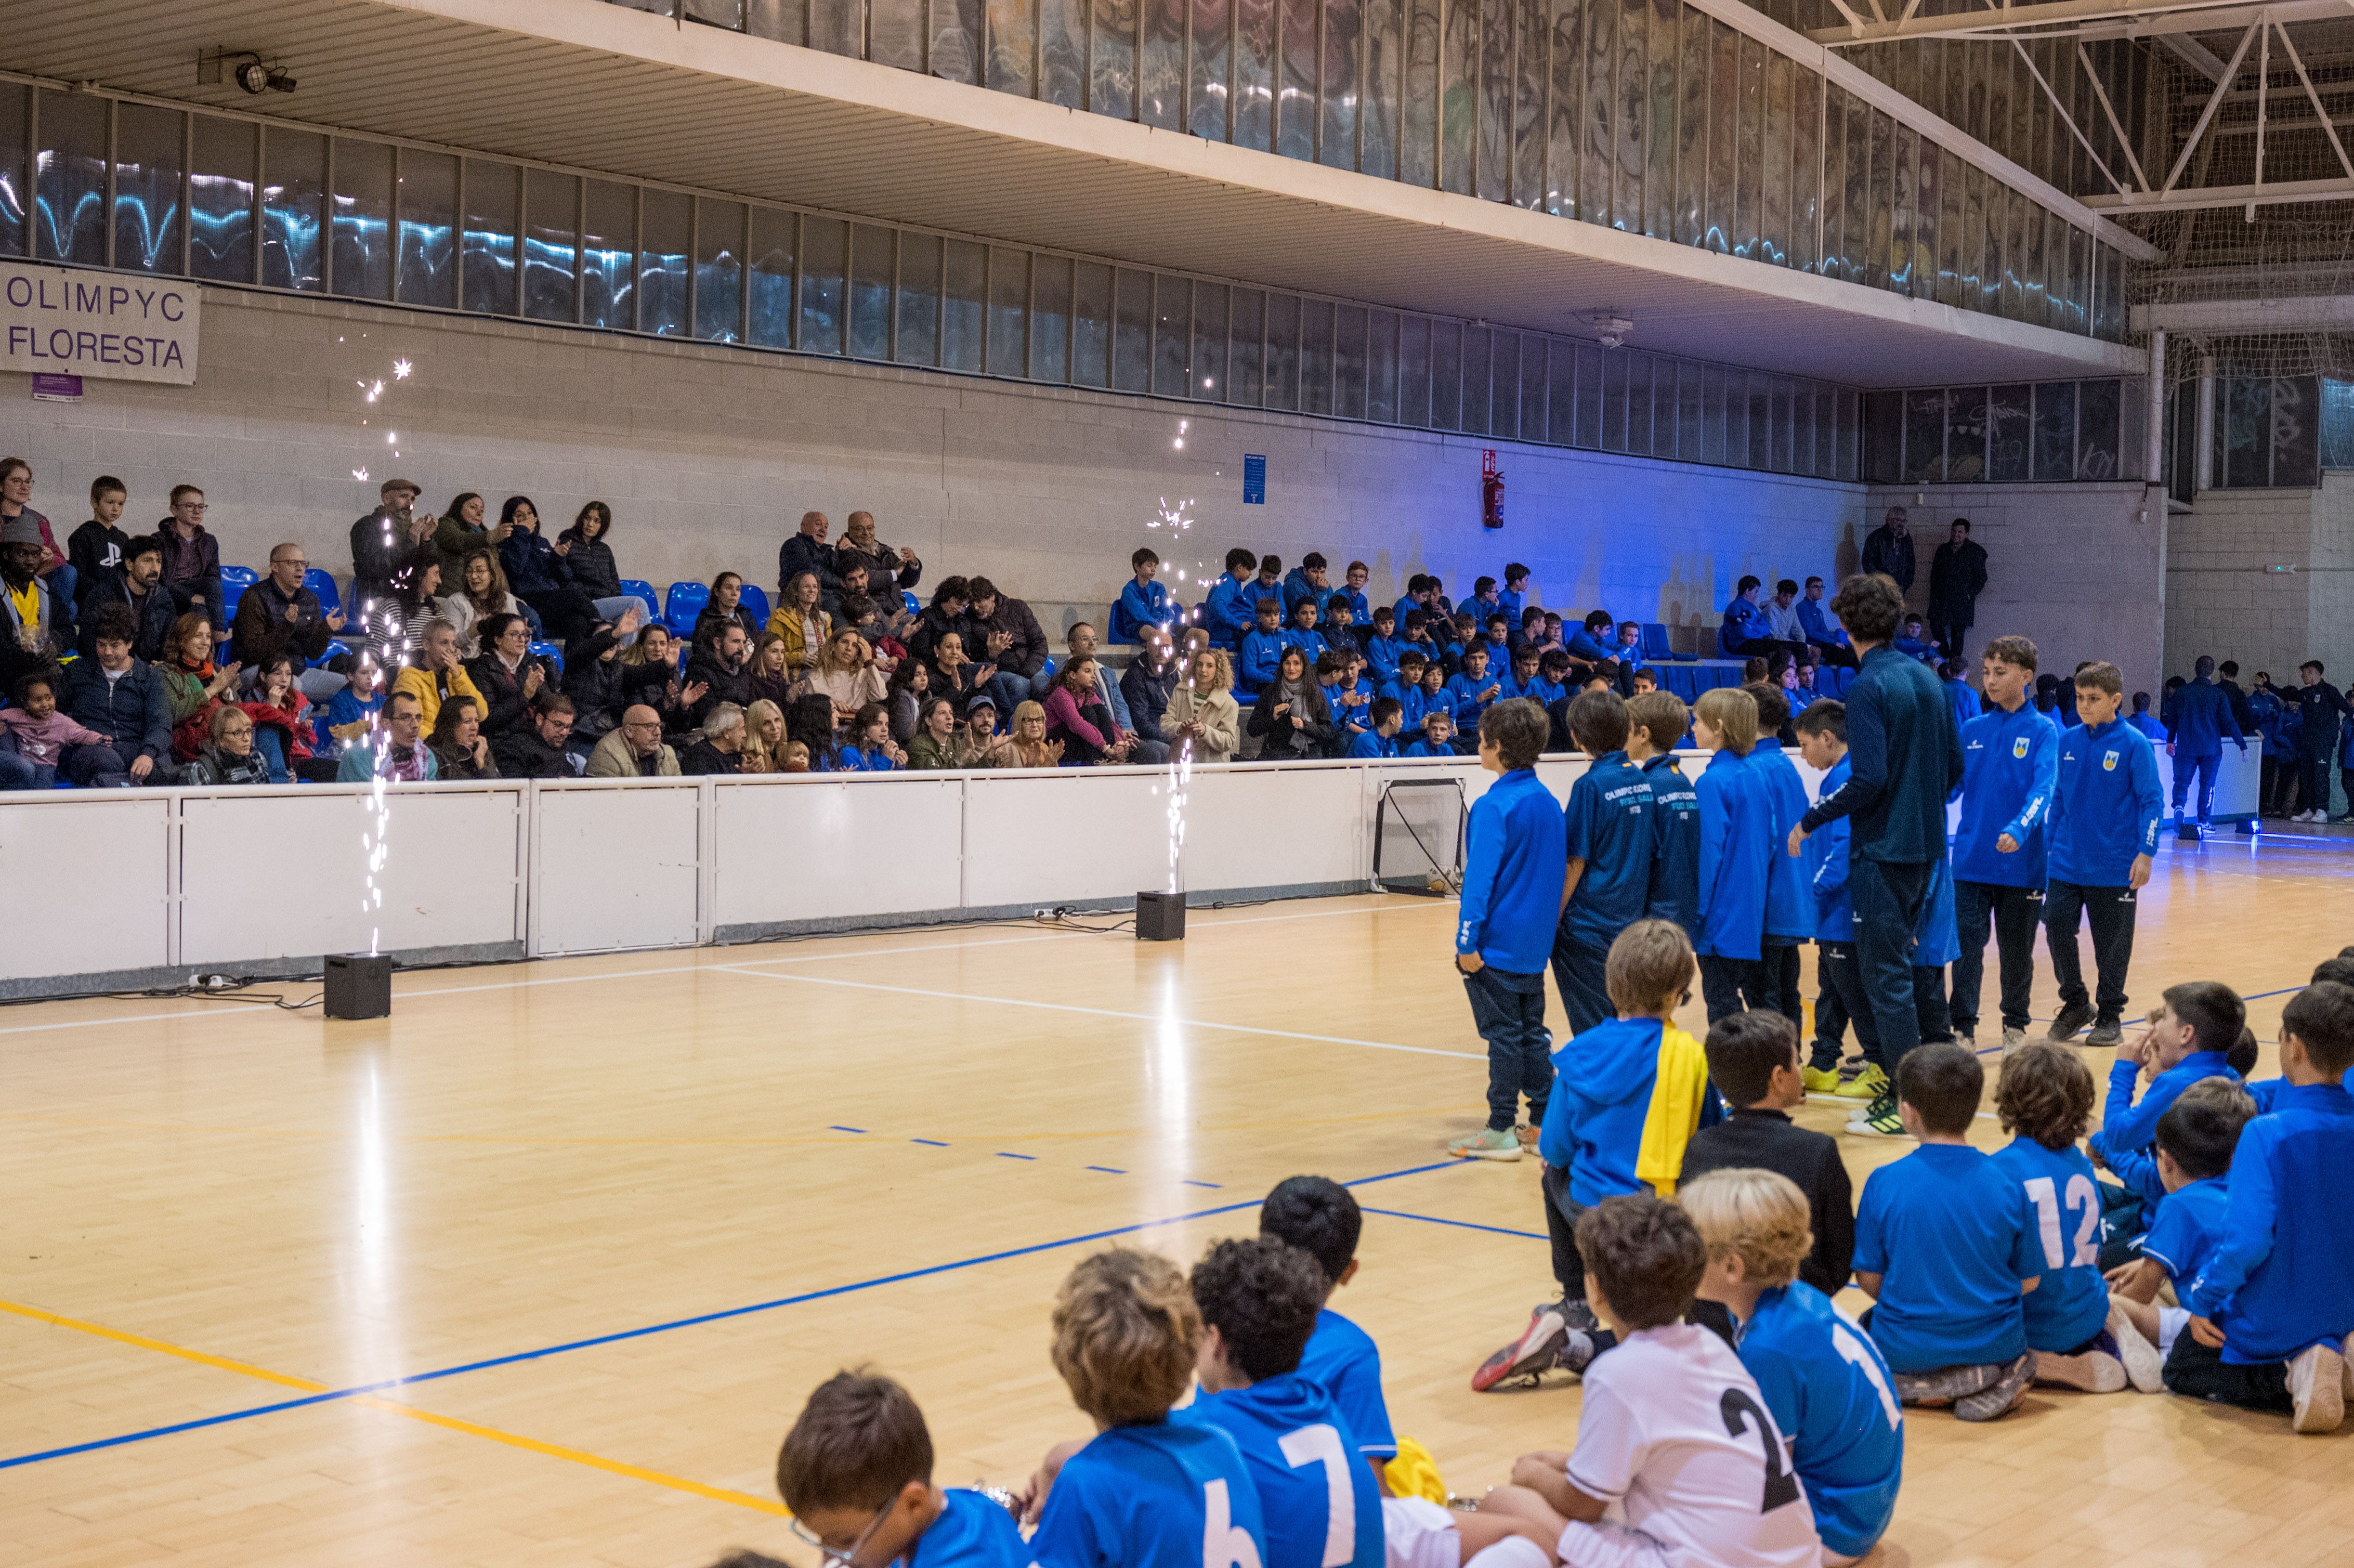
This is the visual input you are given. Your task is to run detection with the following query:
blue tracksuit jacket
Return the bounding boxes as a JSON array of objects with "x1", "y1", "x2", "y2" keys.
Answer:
[{"x1": 2047, "y1": 717, "x2": 2164, "y2": 886}]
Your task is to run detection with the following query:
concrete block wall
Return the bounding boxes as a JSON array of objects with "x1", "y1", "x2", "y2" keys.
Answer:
[
  {"x1": 6, "y1": 288, "x2": 1867, "y2": 644},
  {"x1": 1863, "y1": 481, "x2": 2164, "y2": 691},
  {"x1": 2164, "y1": 474, "x2": 2354, "y2": 689}
]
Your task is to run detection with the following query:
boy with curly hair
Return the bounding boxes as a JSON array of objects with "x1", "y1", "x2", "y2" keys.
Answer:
[{"x1": 1989, "y1": 1043, "x2": 2131, "y2": 1393}]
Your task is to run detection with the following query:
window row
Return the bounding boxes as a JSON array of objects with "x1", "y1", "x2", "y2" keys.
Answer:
[
  {"x1": 608, "y1": 0, "x2": 2125, "y2": 339},
  {"x1": 1860, "y1": 380, "x2": 2127, "y2": 486},
  {"x1": 0, "y1": 83, "x2": 1855, "y2": 479}
]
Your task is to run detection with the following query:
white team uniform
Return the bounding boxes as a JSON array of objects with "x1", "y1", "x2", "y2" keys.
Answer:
[{"x1": 1558, "y1": 1323, "x2": 1823, "y2": 1568}]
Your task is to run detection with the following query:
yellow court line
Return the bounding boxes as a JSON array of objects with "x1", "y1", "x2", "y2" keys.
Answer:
[{"x1": 0, "y1": 1297, "x2": 785, "y2": 1516}]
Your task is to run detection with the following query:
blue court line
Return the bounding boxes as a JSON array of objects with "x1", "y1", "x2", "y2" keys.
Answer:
[
  {"x1": 996, "y1": 1151, "x2": 1037, "y2": 1161},
  {"x1": 1, "y1": 1159, "x2": 1464, "y2": 1473},
  {"x1": 828, "y1": 1125, "x2": 867, "y2": 1133},
  {"x1": 1086, "y1": 1165, "x2": 1127, "y2": 1174},
  {"x1": 910, "y1": 1138, "x2": 950, "y2": 1147},
  {"x1": 1360, "y1": 1206, "x2": 1547, "y2": 1241},
  {"x1": 1183, "y1": 1180, "x2": 1223, "y2": 1189}
]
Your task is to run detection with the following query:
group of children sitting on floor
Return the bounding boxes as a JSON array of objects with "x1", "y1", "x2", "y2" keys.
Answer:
[{"x1": 710, "y1": 942, "x2": 2352, "y2": 1568}]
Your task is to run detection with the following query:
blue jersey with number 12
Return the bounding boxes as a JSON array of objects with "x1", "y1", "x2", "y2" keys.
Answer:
[
  {"x1": 1027, "y1": 1420, "x2": 1267, "y2": 1568},
  {"x1": 1989, "y1": 1136, "x2": 2110, "y2": 1353}
]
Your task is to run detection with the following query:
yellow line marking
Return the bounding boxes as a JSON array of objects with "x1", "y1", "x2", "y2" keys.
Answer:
[{"x1": 0, "y1": 1297, "x2": 785, "y2": 1515}]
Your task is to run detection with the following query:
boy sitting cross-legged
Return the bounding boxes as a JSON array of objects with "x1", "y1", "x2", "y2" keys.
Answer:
[
  {"x1": 2184, "y1": 980, "x2": 2354, "y2": 1432},
  {"x1": 2105, "y1": 1078, "x2": 2260, "y2": 1397},
  {"x1": 1853, "y1": 1042, "x2": 2046, "y2": 1421},
  {"x1": 1022, "y1": 1249, "x2": 1270, "y2": 1567},
  {"x1": 1505, "y1": 1194, "x2": 1824, "y2": 1568},
  {"x1": 1260, "y1": 1175, "x2": 1398, "y2": 1492},
  {"x1": 1679, "y1": 1010, "x2": 1854, "y2": 1298},
  {"x1": 1987, "y1": 1043, "x2": 2133, "y2": 1394},
  {"x1": 1682, "y1": 1168, "x2": 1904, "y2": 1567},
  {"x1": 775, "y1": 1369, "x2": 1026, "y2": 1567},
  {"x1": 1472, "y1": 920, "x2": 1717, "y2": 1390}
]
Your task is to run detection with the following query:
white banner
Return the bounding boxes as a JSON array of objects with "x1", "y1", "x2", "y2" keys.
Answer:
[{"x1": 1, "y1": 260, "x2": 198, "y2": 384}]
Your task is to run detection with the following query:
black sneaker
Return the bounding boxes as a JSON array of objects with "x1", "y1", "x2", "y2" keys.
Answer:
[
  {"x1": 2087, "y1": 1015, "x2": 2124, "y2": 1048},
  {"x1": 2046, "y1": 1001, "x2": 2095, "y2": 1043},
  {"x1": 1956, "y1": 1352, "x2": 2038, "y2": 1421}
]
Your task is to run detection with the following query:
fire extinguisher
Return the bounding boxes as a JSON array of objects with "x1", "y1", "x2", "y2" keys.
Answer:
[{"x1": 1481, "y1": 449, "x2": 1505, "y2": 530}]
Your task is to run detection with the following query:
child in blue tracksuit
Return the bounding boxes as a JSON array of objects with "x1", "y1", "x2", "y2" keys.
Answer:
[
  {"x1": 1448, "y1": 700, "x2": 1568, "y2": 1161},
  {"x1": 2043, "y1": 663, "x2": 2165, "y2": 1046},
  {"x1": 1283, "y1": 596, "x2": 1328, "y2": 667},
  {"x1": 1550, "y1": 689, "x2": 1656, "y2": 1037},
  {"x1": 2183, "y1": 982, "x2": 2354, "y2": 1427},
  {"x1": 2105, "y1": 1081, "x2": 2256, "y2": 1395},
  {"x1": 1204, "y1": 548, "x2": 1261, "y2": 649},
  {"x1": 1745, "y1": 684, "x2": 1814, "y2": 1034},
  {"x1": 1380, "y1": 650, "x2": 1430, "y2": 731},
  {"x1": 2087, "y1": 981, "x2": 2245, "y2": 1181},
  {"x1": 1941, "y1": 660, "x2": 1982, "y2": 730},
  {"x1": 1611, "y1": 621, "x2": 1649, "y2": 692},
  {"x1": 1691, "y1": 687, "x2": 1774, "y2": 1022},
  {"x1": 1798, "y1": 704, "x2": 1871, "y2": 1089},
  {"x1": 1362, "y1": 608, "x2": 1400, "y2": 686},
  {"x1": 1989, "y1": 1043, "x2": 2128, "y2": 1393},
  {"x1": 1951, "y1": 638, "x2": 2058, "y2": 1052},
  {"x1": 2166, "y1": 660, "x2": 2248, "y2": 835},
  {"x1": 1629, "y1": 690, "x2": 1699, "y2": 939},
  {"x1": 1445, "y1": 644, "x2": 1503, "y2": 734},
  {"x1": 1110, "y1": 546, "x2": 1184, "y2": 644},
  {"x1": 1235, "y1": 599, "x2": 1287, "y2": 701},
  {"x1": 1346, "y1": 697, "x2": 1403, "y2": 758}
]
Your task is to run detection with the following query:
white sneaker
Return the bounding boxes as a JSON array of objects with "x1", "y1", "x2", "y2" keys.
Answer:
[
  {"x1": 2001, "y1": 1026, "x2": 2029, "y2": 1054},
  {"x1": 2106, "y1": 1303, "x2": 2165, "y2": 1393},
  {"x1": 2288, "y1": 1342, "x2": 2346, "y2": 1433}
]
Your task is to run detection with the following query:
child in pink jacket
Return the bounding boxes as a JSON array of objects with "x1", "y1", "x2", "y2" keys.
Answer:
[{"x1": 3, "y1": 670, "x2": 108, "y2": 787}]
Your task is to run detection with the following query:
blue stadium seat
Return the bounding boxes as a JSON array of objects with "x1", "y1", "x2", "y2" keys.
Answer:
[
  {"x1": 1641, "y1": 622, "x2": 1675, "y2": 662},
  {"x1": 902, "y1": 590, "x2": 920, "y2": 616},
  {"x1": 1660, "y1": 665, "x2": 1698, "y2": 701},
  {"x1": 219, "y1": 564, "x2": 259, "y2": 621},
  {"x1": 738, "y1": 584, "x2": 770, "y2": 627},
  {"x1": 303, "y1": 568, "x2": 342, "y2": 616},
  {"x1": 662, "y1": 580, "x2": 708, "y2": 636},
  {"x1": 320, "y1": 639, "x2": 353, "y2": 663},
  {"x1": 529, "y1": 639, "x2": 564, "y2": 678},
  {"x1": 618, "y1": 577, "x2": 659, "y2": 610}
]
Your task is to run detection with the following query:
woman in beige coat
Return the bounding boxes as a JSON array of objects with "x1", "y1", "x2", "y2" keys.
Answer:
[
  {"x1": 1164, "y1": 648, "x2": 1241, "y2": 763},
  {"x1": 810, "y1": 628, "x2": 889, "y2": 724}
]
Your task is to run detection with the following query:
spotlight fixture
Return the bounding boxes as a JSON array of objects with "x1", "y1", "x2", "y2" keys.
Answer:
[
  {"x1": 1586, "y1": 311, "x2": 1634, "y2": 349},
  {"x1": 204, "y1": 50, "x2": 297, "y2": 95},
  {"x1": 237, "y1": 56, "x2": 298, "y2": 94}
]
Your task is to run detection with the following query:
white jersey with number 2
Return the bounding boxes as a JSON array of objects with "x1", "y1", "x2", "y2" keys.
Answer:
[{"x1": 1560, "y1": 1323, "x2": 1822, "y2": 1568}]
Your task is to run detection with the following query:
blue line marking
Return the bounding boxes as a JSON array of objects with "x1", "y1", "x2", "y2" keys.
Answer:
[
  {"x1": 911, "y1": 1139, "x2": 950, "y2": 1147},
  {"x1": 996, "y1": 1152, "x2": 1037, "y2": 1160},
  {"x1": 1086, "y1": 1165, "x2": 1127, "y2": 1174},
  {"x1": 829, "y1": 1126, "x2": 868, "y2": 1134},
  {"x1": 1359, "y1": 1206, "x2": 1547, "y2": 1242},
  {"x1": 1, "y1": 1160, "x2": 1463, "y2": 1471},
  {"x1": 1182, "y1": 1180, "x2": 1223, "y2": 1189}
]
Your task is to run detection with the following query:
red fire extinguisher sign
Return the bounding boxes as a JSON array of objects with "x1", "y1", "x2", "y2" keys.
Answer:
[{"x1": 1481, "y1": 449, "x2": 1505, "y2": 530}]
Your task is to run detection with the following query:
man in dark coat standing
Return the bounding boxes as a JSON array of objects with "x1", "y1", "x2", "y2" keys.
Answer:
[
  {"x1": 1860, "y1": 505, "x2": 1916, "y2": 596},
  {"x1": 1926, "y1": 517, "x2": 1988, "y2": 659}
]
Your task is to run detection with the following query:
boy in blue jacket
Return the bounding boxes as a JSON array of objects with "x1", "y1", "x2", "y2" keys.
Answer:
[
  {"x1": 1446, "y1": 643, "x2": 1505, "y2": 735},
  {"x1": 1236, "y1": 598, "x2": 1287, "y2": 701},
  {"x1": 1204, "y1": 547, "x2": 1261, "y2": 649},
  {"x1": 2184, "y1": 981, "x2": 2354, "y2": 1430},
  {"x1": 1498, "y1": 564, "x2": 1530, "y2": 624},
  {"x1": 1334, "y1": 560, "x2": 1371, "y2": 625},
  {"x1": 1281, "y1": 553, "x2": 1330, "y2": 620},
  {"x1": 1111, "y1": 546, "x2": 1184, "y2": 644},
  {"x1": 2105, "y1": 1081, "x2": 2258, "y2": 1395},
  {"x1": 1472, "y1": 918, "x2": 1716, "y2": 1387},
  {"x1": 1628, "y1": 690, "x2": 1699, "y2": 939},
  {"x1": 1346, "y1": 696, "x2": 1403, "y2": 758},
  {"x1": 1550, "y1": 689, "x2": 1656, "y2": 1036},
  {"x1": 1951, "y1": 636, "x2": 2057, "y2": 1054},
  {"x1": 1941, "y1": 659, "x2": 1982, "y2": 729},
  {"x1": 1744, "y1": 683, "x2": 1814, "y2": 1034},
  {"x1": 1448, "y1": 699, "x2": 1568, "y2": 1161},
  {"x1": 2087, "y1": 981, "x2": 2245, "y2": 1181},
  {"x1": 1283, "y1": 596, "x2": 1329, "y2": 667},
  {"x1": 1691, "y1": 686, "x2": 1775, "y2": 1022},
  {"x1": 1363, "y1": 606, "x2": 1401, "y2": 685},
  {"x1": 1796, "y1": 699, "x2": 1875, "y2": 1095},
  {"x1": 1989, "y1": 1044, "x2": 2131, "y2": 1395},
  {"x1": 2043, "y1": 661, "x2": 2164, "y2": 1047}
]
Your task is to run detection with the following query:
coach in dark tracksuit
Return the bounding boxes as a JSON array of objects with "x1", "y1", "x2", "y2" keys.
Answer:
[
  {"x1": 2291, "y1": 661, "x2": 2352, "y2": 821},
  {"x1": 1790, "y1": 572, "x2": 1964, "y2": 1122},
  {"x1": 2166, "y1": 658, "x2": 2246, "y2": 836}
]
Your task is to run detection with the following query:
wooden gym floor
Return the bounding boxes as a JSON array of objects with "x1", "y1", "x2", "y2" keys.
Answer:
[{"x1": 4, "y1": 832, "x2": 2351, "y2": 1568}]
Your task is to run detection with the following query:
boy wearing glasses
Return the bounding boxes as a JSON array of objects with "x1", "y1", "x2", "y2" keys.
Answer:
[{"x1": 776, "y1": 1369, "x2": 1025, "y2": 1566}]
